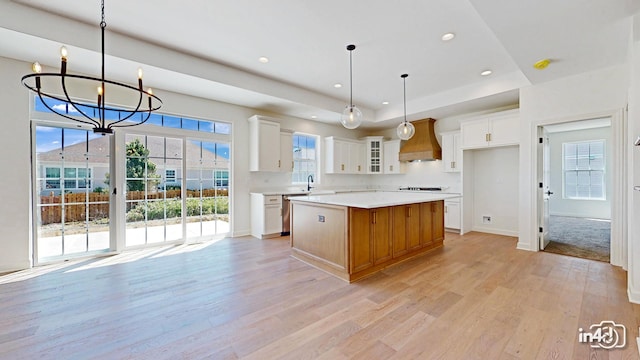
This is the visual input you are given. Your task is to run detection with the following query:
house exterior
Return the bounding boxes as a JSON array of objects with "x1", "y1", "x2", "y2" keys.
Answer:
[{"x1": 36, "y1": 135, "x2": 230, "y2": 196}]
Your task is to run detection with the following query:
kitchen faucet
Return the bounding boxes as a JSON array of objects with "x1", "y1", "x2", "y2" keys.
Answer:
[{"x1": 307, "y1": 174, "x2": 314, "y2": 191}]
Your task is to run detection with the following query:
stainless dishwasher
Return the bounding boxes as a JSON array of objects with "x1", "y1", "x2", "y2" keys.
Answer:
[{"x1": 281, "y1": 193, "x2": 307, "y2": 235}]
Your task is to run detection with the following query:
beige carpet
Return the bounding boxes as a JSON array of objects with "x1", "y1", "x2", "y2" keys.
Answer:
[{"x1": 543, "y1": 215, "x2": 610, "y2": 262}]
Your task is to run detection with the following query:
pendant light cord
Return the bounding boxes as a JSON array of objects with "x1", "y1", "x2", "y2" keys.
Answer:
[
  {"x1": 403, "y1": 76, "x2": 406, "y2": 124},
  {"x1": 402, "y1": 73, "x2": 408, "y2": 125},
  {"x1": 349, "y1": 48, "x2": 353, "y2": 107}
]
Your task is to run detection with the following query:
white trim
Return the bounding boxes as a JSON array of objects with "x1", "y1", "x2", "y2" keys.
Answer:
[
  {"x1": 471, "y1": 226, "x2": 519, "y2": 238},
  {"x1": 628, "y1": 281, "x2": 640, "y2": 304},
  {"x1": 529, "y1": 109, "x2": 627, "y2": 269}
]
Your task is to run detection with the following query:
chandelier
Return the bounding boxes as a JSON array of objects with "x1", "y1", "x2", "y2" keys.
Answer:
[{"x1": 21, "y1": 0, "x2": 162, "y2": 135}]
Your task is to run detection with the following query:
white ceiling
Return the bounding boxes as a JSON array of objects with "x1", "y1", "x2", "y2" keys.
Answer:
[{"x1": 1, "y1": 0, "x2": 639, "y2": 129}]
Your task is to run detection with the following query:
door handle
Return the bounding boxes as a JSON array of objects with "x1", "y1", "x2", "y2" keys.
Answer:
[{"x1": 545, "y1": 190, "x2": 554, "y2": 196}]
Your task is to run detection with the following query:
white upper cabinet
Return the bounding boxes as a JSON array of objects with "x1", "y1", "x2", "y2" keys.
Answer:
[
  {"x1": 248, "y1": 115, "x2": 293, "y2": 172},
  {"x1": 280, "y1": 130, "x2": 294, "y2": 172},
  {"x1": 350, "y1": 141, "x2": 366, "y2": 174},
  {"x1": 383, "y1": 139, "x2": 403, "y2": 174},
  {"x1": 441, "y1": 131, "x2": 461, "y2": 173},
  {"x1": 362, "y1": 136, "x2": 384, "y2": 174},
  {"x1": 460, "y1": 109, "x2": 519, "y2": 150}
]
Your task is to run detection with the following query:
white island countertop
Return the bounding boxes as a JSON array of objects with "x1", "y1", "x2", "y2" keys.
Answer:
[{"x1": 289, "y1": 191, "x2": 460, "y2": 209}]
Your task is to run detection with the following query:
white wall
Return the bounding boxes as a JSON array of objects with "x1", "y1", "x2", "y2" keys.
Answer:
[
  {"x1": 468, "y1": 146, "x2": 519, "y2": 236},
  {"x1": 627, "y1": 15, "x2": 640, "y2": 303},
  {"x1": 518, "y1": 65, "x2": 628, "y2": 253},
  {"x1": 0, "y1": 56, "x2": 32, "y2": 272},
  {"x1": 548, "y1": 126, "x2": 612, "y2": 219}
]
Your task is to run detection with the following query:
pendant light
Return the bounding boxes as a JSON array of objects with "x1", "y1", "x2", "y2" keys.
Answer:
[
  {"x1": 340, "y1": 44, "x2": 363, "y2": 129},
  {"x1": 396, "y1": 74, "x2": 415, "y2": 140}
]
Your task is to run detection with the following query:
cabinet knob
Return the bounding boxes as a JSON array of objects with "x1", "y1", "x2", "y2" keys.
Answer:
[{"x1": 341, "y1": 164, "x2": 345, "y2": 171}]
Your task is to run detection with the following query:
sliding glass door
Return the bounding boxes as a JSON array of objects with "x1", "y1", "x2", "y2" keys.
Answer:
[
  {"x1": 185, "y1": 140, "x2": 230, "y2": 240},
  {"x1": 34, "y1": 126, "x2": 111, "y2": 262},
  {"x1": 124, "y1": 134, "x2": 184, "y2": 247}
]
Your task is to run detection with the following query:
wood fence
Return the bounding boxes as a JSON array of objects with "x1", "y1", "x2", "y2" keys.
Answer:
[{"x1": 39, "y1": 189, "x2": 229, "y2": 225}]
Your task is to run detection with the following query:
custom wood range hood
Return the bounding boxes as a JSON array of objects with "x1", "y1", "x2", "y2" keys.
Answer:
[{"x1": 398, "y1": 118, "x2": 442, "y2": 161}]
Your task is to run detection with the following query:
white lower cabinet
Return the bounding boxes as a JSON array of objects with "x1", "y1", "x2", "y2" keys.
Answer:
[
  {"x1": 444, "y1": 199, "x2": 461, "y2": 231},
  {"x1": 251, "y1": 194, "x2": 282, "y2": 238}
]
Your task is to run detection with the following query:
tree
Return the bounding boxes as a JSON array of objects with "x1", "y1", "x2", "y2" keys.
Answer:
[{"x1": 105, "y1": 138, "x2": 159, "y2": 191}]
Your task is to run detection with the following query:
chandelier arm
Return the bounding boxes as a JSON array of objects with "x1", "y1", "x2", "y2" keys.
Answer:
[
  {"x1": 104, "y1": 91, "x2": 145, "y2": 128},
  {"x1": 60, "y1": 73, "x2": 100, "y2": 125},
  {"x1": 110, "y1": 110, "x2": 153, "y2": 128},
  {"x1": 36, "y1": 91, "x2": 100, "y2": 127}
]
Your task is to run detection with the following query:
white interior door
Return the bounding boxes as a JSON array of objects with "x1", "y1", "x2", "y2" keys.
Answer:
[{"x1": 538, "y1": 127, "x2": 552, "y2": 250}]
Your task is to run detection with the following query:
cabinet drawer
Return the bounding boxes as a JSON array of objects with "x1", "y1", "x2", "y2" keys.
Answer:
[{"x1": 264, "y1": 195, "x2": 282, "y2": 205}]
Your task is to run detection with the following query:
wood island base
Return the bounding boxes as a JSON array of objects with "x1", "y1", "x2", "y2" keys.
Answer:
[{"x1": 290, "y1": 199, "x2": 445, "y2": 283}]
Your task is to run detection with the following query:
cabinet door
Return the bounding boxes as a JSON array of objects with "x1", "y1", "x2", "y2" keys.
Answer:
[
  {"x1": 349, "y1": 142, "x2": 365, "y2": 174},
  {"x1": 366, "y1": 138, "x2": 383, "y2": 174},
  {"x1": 349, "y1": 208, "x2": 373, "y2": 273},
  {"x1": 431, "y1": 201, "x2": 445, "y2": 242},
  {"x1": 460, "y1": 119, "x2": 489, "y2": 149},
  {"x1": 444, "y1": 200, "x2": 461, "y2": 230},
  {"x1": 249, "y1": 118, "x2": 281, "y2": 171},
  {"x1": 419, "y1": 203, "x2": 435, "y2": 247},
  {"x1": 372, "y1": 208, "x2": 392, "y2": 265},
  {"x1": 325, "y1": 138, "x2": 348, "y2": 174},
  {"x1": 442, "y1": 132, "x2": 461, "y2": 173},
  {"x1": 383, "y1": 140, "x2": 402, "y2": 174},
  {"x1": 392, "y1": 206, "x2": 408, "y2": 257},
  {"x1": 406, "y1": 204, "x2": 421, "y2": 250},
  {"x1": 488, "y1": 113, "x2": 519, "y2": 147},
  {"x1": 264, "y1": 205, "x2": 282, "y2": 235},
  {"x1": 279, "y1": 132, "x2": 293, "y2": 172}
]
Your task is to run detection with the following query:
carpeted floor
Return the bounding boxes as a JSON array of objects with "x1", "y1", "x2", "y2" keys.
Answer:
[{"x1": 543, "y1": 215, "x2": 610, "y2": 262}]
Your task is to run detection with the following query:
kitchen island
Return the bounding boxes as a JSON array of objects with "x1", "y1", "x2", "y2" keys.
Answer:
[{"x1": 289, "y1": 191, "x2": 460, "y2": 282}]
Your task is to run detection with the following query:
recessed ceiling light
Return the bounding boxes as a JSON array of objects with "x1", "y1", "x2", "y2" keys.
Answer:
[
  {"x1": 334, "y1": 83, "x2": 343, "y2": 88},
  {"x1": 311, "y1": 115, "x2": 317, "y2": 119},
  {"x1": 382, "y1": 101, "x2": 389, "y2": 105},
  {"x1": 480, "y1": 70, "x2": 492, "y2": 76},
  {"x1": 441, "y1": 33, "x2": 455, "y2": 41},
  {"x1": 258, "y1": 56, "x2": 269, "y2": 63}
]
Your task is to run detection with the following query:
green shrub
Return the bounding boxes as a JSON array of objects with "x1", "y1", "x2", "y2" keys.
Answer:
[{"x1": 125, "y1": 196, "x2": 229, "y2": 222}]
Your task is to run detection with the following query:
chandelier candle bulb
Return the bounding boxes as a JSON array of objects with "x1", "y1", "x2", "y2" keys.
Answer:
[
  {"x1": 60, "y1": 46, "x2": 68, "y2": 60},
  {"x1": 138, "y1": 68, "x2": 143, "y2": 89}
]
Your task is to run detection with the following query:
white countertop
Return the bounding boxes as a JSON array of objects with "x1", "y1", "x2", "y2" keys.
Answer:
[{"x1": 289, "y1": 191, "x2": 460, "y2": 209}]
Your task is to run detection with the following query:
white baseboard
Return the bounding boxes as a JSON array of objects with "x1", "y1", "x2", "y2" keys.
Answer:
[
  {"x1": 628, "y1": 282, "x2": 640, "y2": 304},
  {"x1": 471, "y1": 226, "x2": 519, "y2": 238},
  {"x1": 0, "y1": 260, "x2": 32, "y2": 274},
  {"x1": 516, "y1": 241, "x2": 536, "y2": 252},
  {"x1": 232, "y1": 230, "x2": 251, "y2": 238}
]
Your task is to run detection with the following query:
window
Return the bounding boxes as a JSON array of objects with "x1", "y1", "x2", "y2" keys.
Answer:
[
  {"x1": 45, "y1": 166, "x2": 92, "y2": 190},
  {"x1": 292, "y1": 133, "x2": 318, "y2": 184},
  {"x1": 563, "y1": 140, "x2": 605, "y2": 200},
  {"x1": 165, "y1": 169, "x2": 177, "y2": 183},
  {"x1": 214, "y1": 170, "x2": 229, "y2": 188},
  {"x1": 35, "y1": 97, "x2": 231, "y2": 135}
]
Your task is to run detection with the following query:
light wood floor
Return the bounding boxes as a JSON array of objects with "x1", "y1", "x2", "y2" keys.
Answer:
[{"x1": 1, "y1": 232, "x2": 638, "y2": 359}]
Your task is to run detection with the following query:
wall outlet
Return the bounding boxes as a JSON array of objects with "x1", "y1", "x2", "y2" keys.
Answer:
[{"x1": 482, "y1": 216, "x2": 491, "y2": 224}]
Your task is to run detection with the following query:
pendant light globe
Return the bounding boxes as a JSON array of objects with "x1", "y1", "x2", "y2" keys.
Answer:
[
  {"x1": 340, "y1": 44, "x2": 362, "y2": 129},
  {"x1": 397, "y1": 121, "x2": 415, "y2": 140},
  {"x1": 341, "y1": 104, "x2": 363, "y2": 129},
  {"x1": 396, "y1": 73, "x2": 415, "y2": 140}
]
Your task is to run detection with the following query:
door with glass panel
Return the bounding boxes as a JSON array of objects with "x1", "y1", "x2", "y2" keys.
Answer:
[
  {"x1": 185, "y1": 140, "x2": 231, "y2": 240},
  {"x1": 124, "y1": 134, "x2": 183, "y2": 246},
  {"x1": 34, "y1": 125, "x2": 111, "y2": 262}
]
